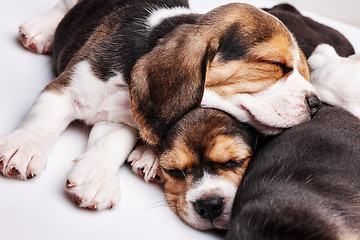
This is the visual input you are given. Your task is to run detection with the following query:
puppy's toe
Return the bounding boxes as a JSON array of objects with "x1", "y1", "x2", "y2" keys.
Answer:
[{"x1": 128, "y1": 145, "x2": 161, "y2": 183}]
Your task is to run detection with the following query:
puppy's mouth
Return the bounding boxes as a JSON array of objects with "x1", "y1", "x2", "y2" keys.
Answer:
[
  {"x1": 239, "y1": 98, "x2": 315, "y2": 135},
  {"x1": 240, "y1": 104, "x2": 286, "y2": 135},
  {"x1": 170, "y1": 175, "x2": 239, "y2": 230}
]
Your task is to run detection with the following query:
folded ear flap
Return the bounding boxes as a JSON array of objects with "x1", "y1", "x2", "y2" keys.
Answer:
[{"x1": 130, "y1": 25, "x2": 217, "y2": 146}]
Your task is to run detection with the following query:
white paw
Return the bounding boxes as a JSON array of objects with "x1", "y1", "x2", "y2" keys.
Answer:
[
  {"x1": 19, "y1": 15, "x2": 60, "y2": 54},
  {"x1": 0, "y1": 132, "x2": 47, "y2": 180},
  {"x1": 66, "y1": 157, "x2": 120, "y2": 210},
  {"x1": 127, "y1": 145, "x2": 161, "y2": 183}
]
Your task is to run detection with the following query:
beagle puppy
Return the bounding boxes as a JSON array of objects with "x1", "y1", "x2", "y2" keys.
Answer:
[
  {"x1": 159, "y1": 107, "x2": 258, "y2": 230},
  {"x1": 309, "y1": 44, "x2": 360, "y2": 119},
  {"x1": 131, "y1": 3, "x2": 321, "y2": 142},
  {"x1": 2, "y1": 0, "x2": 318, "y2": 230},
  {"x1": 226, "y1": 104, "x2": 360, "y2": 239}
]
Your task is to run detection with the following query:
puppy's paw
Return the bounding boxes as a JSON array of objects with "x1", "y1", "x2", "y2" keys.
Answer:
[
  {"x1": 308, "y1": 44, "x2": 337, "y2": 70},
  {"x1": 0, "y1": 132, "x2": 47, "y2": 180},
  {"x1": 127, "y1": 145, "x2": 161, "y2": 183},
  {"x1": 66, "y1": 158, "x2": 120, "y2": 210},
  {"x1": 19, "y1": 16, "x2": 59, "y2": 54}
]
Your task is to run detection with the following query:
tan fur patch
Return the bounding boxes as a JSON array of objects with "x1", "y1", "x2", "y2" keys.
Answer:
[
  {"x1": 160, "y1": 140, "x2": 194, "y2": 171},
  {"x1": 220, "y1": 156, "x2": 251, "y2": 185},
  {"x1": 298, "y1": 50, "x2": 311, "y2": 82},
  {"x1": 251, "y1": 34, "x2": 294, "y2": 66},
  {"x1": 163, "y1": 179, "x2": 188, "y2": 216},
  {"x1": 205, "y1": 59, "x2": 282, "y2": 96},
  {"x1": 44, "y1": 71, "x2": 72, "y2": 94},
  {"x1": 207, "y1": 135, "x2": 251, "y2": 164}
]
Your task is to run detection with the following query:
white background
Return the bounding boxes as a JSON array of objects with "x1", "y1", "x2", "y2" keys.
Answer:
[{"x1": 0, "y1": 0, "x2": 359, "y2": 239}]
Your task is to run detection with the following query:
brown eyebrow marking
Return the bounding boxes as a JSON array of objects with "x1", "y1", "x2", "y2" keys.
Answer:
[
  {"x1": 160, "y1": 139, "x2": 194, "y2": 171},
  {"x1": 207, "y1": 135, "x2": 252, "y2": 164}
]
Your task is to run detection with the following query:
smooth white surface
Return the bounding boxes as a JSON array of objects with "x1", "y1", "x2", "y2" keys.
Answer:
[
  {"x1": 277, "y1": 0, "x2": 360, "y2": 27},
  {"x1": 0, "y1": 1, "x2": 359, "y2": 240}
]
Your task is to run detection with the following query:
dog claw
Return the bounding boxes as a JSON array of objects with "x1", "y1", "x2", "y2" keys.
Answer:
[
  {"x1": 20, "y1": 34, "x2": 28, "y2": 44},
  {"x1": 72, "y1": 158, "x2": 80, "y2": 163},
  {"x1": 74, "y1": 195, "x2": 84, "y2": 204},
  {"x1": 137, "y1": 167, "x2": 145, "y2": 177},
  {"x1": 88, "y1": 204, "x2": 97, "y2": 210},
  {"x1": 66, "y1": 180, "x2": 75, "y2": 188},
  {"x1": 28, "y1": 42, "x2": 38, "y2": 52},
  {"x1": 9, "y1": 166, "x2": 20, "y2": 176},
  {"x1": 27, "y1": 172, "x2": 36, "y2": 179}
]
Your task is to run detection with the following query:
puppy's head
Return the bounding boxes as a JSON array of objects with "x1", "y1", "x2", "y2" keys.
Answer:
[
  {"x1": 131, "y1": 3, "x2": 321, "y2": 145},
  {"x1": 159, "y1": 108, "x2": 257, "y2": 230}
]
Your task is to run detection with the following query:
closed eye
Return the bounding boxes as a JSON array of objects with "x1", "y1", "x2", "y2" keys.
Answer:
[
  {"x1": 221, "y1": 158, "x2": 248, "y2": 170},
  {"x1": 261, "y1": 60, "x2": 293, "y2": 75},
  {"x1": 163, "y1": 168, "x2": 187, "y2": 179},
  {"x1": 274, "y1": 62, "x2": 293, "y2": 75}
]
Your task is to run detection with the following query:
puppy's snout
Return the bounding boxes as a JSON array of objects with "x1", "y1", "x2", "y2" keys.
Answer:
[
  {"x1": 306, "y1": 95, "x2": 322, "y2": 118},
  {"x1": 194, "y1": 196, "x2": 223, "y2": 222}
]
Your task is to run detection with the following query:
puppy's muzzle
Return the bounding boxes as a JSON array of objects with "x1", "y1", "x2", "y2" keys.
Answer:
[
  {"x1": 306, "y1": 95, "x2": 322, "y2": 118},
  {"x1": 194, "y1": 196, "x2": 224, "y2": 222}
]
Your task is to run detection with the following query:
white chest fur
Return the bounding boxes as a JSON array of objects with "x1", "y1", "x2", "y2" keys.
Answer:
[{"x1": 66, "y1": 61, "x2": 137, "y2": 128}]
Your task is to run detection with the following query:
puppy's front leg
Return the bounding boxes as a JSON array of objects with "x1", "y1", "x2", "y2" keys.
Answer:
[
  {"x1": 0, "y1": 90, "x2": 74, "y2": 180},
  {"x1": 66, "y1": 122, "x2": 137, "y2": 210}
]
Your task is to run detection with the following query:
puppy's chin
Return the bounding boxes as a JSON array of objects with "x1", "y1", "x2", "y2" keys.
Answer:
[{"x1": 163, "y1": 174, "x2": 238, "y2": 230}]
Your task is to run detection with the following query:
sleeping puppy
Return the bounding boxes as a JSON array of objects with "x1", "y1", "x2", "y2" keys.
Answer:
[
  {"x1": 159, "y1": 107, "x2": 257, "y2": 230},
  {"x1": 309, "y1": 44, "x2": 360, "y2": 119},
  {"x1": 226, "y1": 104, "x2": 360, "y2": 239},
  {"x1": 129, "y1": 3, "x2": 321, "y2": 142},
  {"x1": 2, "y1": 0, "x2": 318, "y2": 228}
]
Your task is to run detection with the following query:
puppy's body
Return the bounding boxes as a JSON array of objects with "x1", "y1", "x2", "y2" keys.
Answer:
[
  {"x1": 3, "y1": 0, "x2": 194, "y2": 207},
  {"x1": 227, "y1": 105, "x2": 360, "y2": 240}
]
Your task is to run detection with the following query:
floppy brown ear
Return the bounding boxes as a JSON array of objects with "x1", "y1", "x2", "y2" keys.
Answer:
[{"x1": 130, "y1": 24, "x2": 217, "y2": 146}]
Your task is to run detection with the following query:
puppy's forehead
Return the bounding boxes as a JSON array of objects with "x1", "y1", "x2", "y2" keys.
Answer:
[
  {"x1": 160, "y1": 133, "x2": 252, "y2": 171},
  {"x1": 202, "y1": 3, "x2": 288, "y2": 39},
  {"x1": 207, "y1": 135, "x2": 251, "y2": 164},
  {"x1": 200, "y1": 3, "x2": 305, "y2": 95},
  {"x1": 214, "y1": 6, "x2": 292, "y2": 62},
  {"x1": 161, "y1": 139, "x2": 194, "y2": 170}
]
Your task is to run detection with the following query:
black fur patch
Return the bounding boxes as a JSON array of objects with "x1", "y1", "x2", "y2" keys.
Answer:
[
  {"x1": 217, "y1": 23, "x2": 249, "y2": 61},
  {"x1": 227, "y1": 105, "x2": 360, "y2": 239},
  {"x1": 53, "y1": 0, "x2": 190, "y2": 79}
]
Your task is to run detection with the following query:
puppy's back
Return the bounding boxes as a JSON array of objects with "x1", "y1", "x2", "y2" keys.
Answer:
[{"x1": 227, "y1": 105, "x2": 360, "y2": 240}]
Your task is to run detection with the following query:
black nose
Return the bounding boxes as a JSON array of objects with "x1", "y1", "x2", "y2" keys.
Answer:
[
  {"x1": 306, "y1": 95, "x2": 322, "y2": 118},
  {"x1": 194, "y1": 196, "x2": 223, "y2": 222}
]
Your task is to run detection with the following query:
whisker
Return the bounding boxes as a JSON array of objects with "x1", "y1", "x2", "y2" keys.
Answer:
[{"x1": 146, "y1": 200, "x2": 170, "y2": 210}]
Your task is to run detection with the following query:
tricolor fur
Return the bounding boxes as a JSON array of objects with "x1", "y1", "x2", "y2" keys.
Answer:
[{"x1": 2, "y1": 0, "x2": 323, "y2": 231}]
